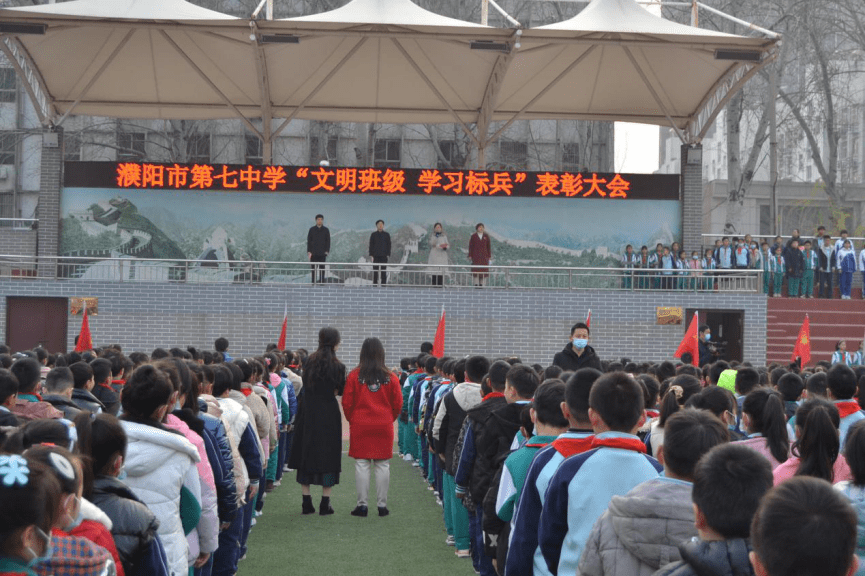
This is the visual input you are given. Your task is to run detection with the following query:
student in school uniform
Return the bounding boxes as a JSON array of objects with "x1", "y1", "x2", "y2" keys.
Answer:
[
  {"x1": 537, "y1": 373, "x2": 663, "y2": 576},
  {"x1": 801, "y1": 240, "x2": 818, "y2": 298},
  {"x1": 837, "y1": 240, "x2": 857, "y2": 300}
]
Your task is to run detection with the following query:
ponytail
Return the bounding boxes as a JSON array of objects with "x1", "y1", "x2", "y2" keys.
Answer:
[
  {"x1": 659, "y1": 374, "x2": 702, "y2": 427},
  {"x1": 744, "y1": 388, "x2": 789, "y2": 464},
  {"x1": 658, "y1": 387, "x2": 682, "y2": 427},
  {"x1": 794, "y1": 400, "x2": 840, "y2": 482}
]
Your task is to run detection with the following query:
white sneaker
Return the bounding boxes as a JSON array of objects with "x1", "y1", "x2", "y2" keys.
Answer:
[
  {"x1": 273, "y1": 480, "x2": 281, "y2": 487},
  {"x1": 251, "y1": 518, "x2": 256, "y2": 526},
  {"x1": 403, "y1": 454, "x2": 413, "y2": 462},
  {"x1": 446, "y1": 535, "x2": 455, "y2": 546}
]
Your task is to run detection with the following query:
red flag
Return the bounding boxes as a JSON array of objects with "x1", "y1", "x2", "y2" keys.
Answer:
[
  {"x1": 586, "y1": 309, "x2": 592, "y2": 328},
  {"x1": 432, "y1": 307, "x2": 446, "y2": 358},
  {"x1": 674, "y1": 311, "x2": 699, "y2": 367},
  {"x1": 277, "y1": 304, "x2": 288, "y2": 351},
  {"x1": 74, "y1": 306, "x2": 93, "y2": 353},
  {"x1": 792, "y1": 315, "x2": 811, "y2": 366}
]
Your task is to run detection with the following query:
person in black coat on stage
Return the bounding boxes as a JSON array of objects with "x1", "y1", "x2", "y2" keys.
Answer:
[
  {"x1": 552, "y1": 322, "x2": 602, "y2": 372},
  {"x1": 369, "y1": 219, "x2": 392, "y2": 286},
  {"x1": 307, "y1": 214, "x2": 331, "y2": 283}
]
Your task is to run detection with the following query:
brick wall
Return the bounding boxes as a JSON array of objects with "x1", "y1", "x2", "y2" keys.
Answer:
[
  {"x1": 681, "y1": 143, "x2": 703, "y2": 253},
  {"x1": 0, "y1": 229, "x2": 37, "y2": 257},
  {"x1": 0, "y1": 279, "x2": 767, "y2": 366},
  {"x1": 37, "y1": 129, "x2": 62, "y2": 277}
]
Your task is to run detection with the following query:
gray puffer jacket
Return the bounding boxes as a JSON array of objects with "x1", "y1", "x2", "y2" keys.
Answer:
[
  {"x1": 652, "y1": 538, "x2": 754, "y2": 576},
  {"x1": 579, "y1": 477, "x2": 696, "y2": 576}
]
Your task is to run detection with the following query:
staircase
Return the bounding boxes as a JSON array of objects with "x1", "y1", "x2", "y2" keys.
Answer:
[{"x1": 767, "y1": 295, "x2": 865, "y2": 366}]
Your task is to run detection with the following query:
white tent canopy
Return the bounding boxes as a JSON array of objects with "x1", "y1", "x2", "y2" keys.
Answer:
[
  {"x1": 493, "y1": 0, "x2": 777, "y2": 145},
  {"x1": 0, "y1": 0, "x2": 778, "y2": 162}
]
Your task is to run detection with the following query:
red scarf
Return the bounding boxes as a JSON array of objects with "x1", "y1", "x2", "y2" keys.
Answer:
[
  {"x1": 240, "y1": 388, "x2": 253, "y2": 397},
  {"x1": 482, "y1": 391, "x2": 505, "y2": 402},
  {"x1": 646, "y1": 409, "x2": 660, "y2": 419},
  {"x1": 525, "y1": 441, "x2": 553, "y2": 449},
  {"x1": 552, "y1": 436, "x2": 595, "y2": 458},
  {"x1": 836, "y1": 401, "x2": 862, "y2": 419},
  {"x1": 111, "y1": 379, "x2": 125, "y2": 387},
  {"x1": 591, "y1": 435, "x2": 647, "y2": 454},
  {"x1": 97, "y1": 382, "x2": 115, "y2": 392}
]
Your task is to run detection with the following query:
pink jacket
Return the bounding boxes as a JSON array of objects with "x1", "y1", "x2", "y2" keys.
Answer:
[
  {"x1": 736, "y1": 436, "x2": 791, "y2": 470},
  {"x1": 165, "y1": 414, "x2": 219, "y2": 559},
  {"x1": 773, "y1": 454, "x2": 853, "y2": 485}
]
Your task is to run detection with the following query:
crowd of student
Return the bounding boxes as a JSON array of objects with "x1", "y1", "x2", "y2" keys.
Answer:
[
  {"x1": 622, "y1": 227, "x2": 865, "y2": 298},
  {"x1": 398, "y1": 329, "x2": 865, "y2": 576},
  {"x1": 0, "y1": 339, "x2": 303, "y2": 576},
  {"x1": 4, "y1": 328, "x2": 865, "y2": 576}
]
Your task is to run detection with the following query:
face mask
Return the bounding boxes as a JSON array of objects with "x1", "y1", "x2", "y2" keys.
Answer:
[
  {"x1": 174, "y1": 401, "x2": 182, "y2": 411},
  {"x1": 704, "y1": 334, "x2": 711, "y2": 341},
  {"x1": 692, "y1": 256, "x2": 698, "y2": 260},
  {"x1": 117, "y1": 467, "x2": 127, "y2": 481},
  {"x1": 65, "y1": 495, "x2": 84, "y2": 530},
  {"x1": 751, "y1": 244, "x2": 757, "y2": 249},
  {"x1": 25, "y1": 526, "x2": 53, "y2": 568},
  {"x1": 573, "y1": 338, "x2": 588, "y2": 349}
]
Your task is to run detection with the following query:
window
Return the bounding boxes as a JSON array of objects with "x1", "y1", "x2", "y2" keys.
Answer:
[
  {"x1": 373, "y1": 138, "x2": 401, "y2": 168},
  {"x1": 499, "y1": 140, "x2": 527, "y2": 169},
  {"x1": 562, "y1": 142, "x2": 580, "y2": 171},
  {"x1": 436, "y1": 140, "x2": 457, "y2": 169},
  {"x1": 245, "y1": 134, "x2": 262, "y2": 165},
  {"x1": 0, "y1": 131, "x2": 16, "y2": 165},
  {"x1": 117, "y1": 132, "x2": 146, "y2": 161},
  {"x1": 64, "y1": 132, "x2": 82, "y2": 162},
  {"x1": 0, "y1": 69, "x2": 15, "y2": 104},
  {"x1": 188, "y1": 133, "x2": 211, "y2": 164},
  {"x1": 759, "y1": 205, "x2": 771, "y2": 236},
  {"x1": 0, "y1": 193, "x2": 13, "y2": 218},
  {"x1": 309, "y1": 135, "x2": 338, "y2": 165}
]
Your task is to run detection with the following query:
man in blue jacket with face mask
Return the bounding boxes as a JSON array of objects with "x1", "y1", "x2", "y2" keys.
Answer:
[{"x1": 553, "y1": 323, "x2": 602, "y2": 372}]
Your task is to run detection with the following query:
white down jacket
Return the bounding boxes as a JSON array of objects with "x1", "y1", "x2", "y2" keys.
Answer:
[
  {"x1": 121, "y1": 420, "x2": 201, "y2": 576},
  {"x1": 218, "y1": 397, "x2": 252, "y2": 500}
]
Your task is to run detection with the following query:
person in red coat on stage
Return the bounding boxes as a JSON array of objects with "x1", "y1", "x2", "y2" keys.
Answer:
[
  {"x1": 468, "y1": 223, "x2": 492, "y2": 287},
  {"x1": 342, "y1": 337, "x2": 403, "y2": 518}
]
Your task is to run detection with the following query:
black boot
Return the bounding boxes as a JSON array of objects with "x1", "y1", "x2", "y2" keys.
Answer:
[
  {"x1": 350, "y1": 505, "x2": 368, "y2": 517},
  {"x1": 378, "y1": 507, "x2": 390, "y2": 517},
  {"x1": 319, "y1": 496, "x2": 334, "y2": 516},
  {"x1": 301, "y1": 495, "x2": 314, "y2": 515}
]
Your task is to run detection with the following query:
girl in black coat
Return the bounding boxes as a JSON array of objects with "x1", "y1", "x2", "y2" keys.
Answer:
[{"x1": 75, "y1": 412, "x2": 168, "y2": 576}]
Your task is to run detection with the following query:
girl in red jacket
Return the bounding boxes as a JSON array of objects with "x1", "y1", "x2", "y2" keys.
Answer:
[{"x1": 342, "y1": 338, "x2": 403, "y2": 518}]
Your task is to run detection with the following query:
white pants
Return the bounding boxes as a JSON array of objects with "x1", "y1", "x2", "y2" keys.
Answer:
[{"x1": 355, "y1": 459, "x2": 390, "y2": 507}]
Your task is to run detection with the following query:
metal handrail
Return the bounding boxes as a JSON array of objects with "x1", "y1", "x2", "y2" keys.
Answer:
[
  {"x1": 701, "y1": 233, "x2": 865, "y2": 242},
  {"x1": 0, "y1": 254, "x2": 762, "y2": 292}
]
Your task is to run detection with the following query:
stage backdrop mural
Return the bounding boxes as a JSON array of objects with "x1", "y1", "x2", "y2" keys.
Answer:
[{"x1": 60, "y1": 161, "x2": 680, "y2": 285}]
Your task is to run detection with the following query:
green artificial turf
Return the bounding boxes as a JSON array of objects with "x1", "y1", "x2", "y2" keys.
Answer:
[{"x1": 239, "y1": 447, "x2": 478, "y2": 576}]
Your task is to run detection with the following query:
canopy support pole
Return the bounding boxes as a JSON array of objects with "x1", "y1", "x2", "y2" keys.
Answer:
[
  {"x1": 621, "y1": 44, "x2": 688, "y2": 143},
  {"x1": 485, "y1": 45, "x2": 598, "y2": 147},
  {"x1": 0, "y1": 37, "x2": 53, "y2": 125},
  {"x1": 476, "y1": 48, "x2": 515, "y2": 166},
  {"x1": 55, "y1": 29, "x2": 135, "y2": 127},
  {"x1": 390, "y1": 38, "x2": 481, "y2": 148},
  {"x1": 251, "y1": 23, "x2": 273, "y2": 164},
  {"x1": 159, "y1": 30, "x2": 263, "y2": 140},
  {"x1": 270, "y1": 37, "x2": 367, "y2": 141}
]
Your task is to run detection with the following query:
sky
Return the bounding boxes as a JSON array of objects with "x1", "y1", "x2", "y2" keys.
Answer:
[{"x1": 615, "y1": 122, "x2": 661, "y2": 174}]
